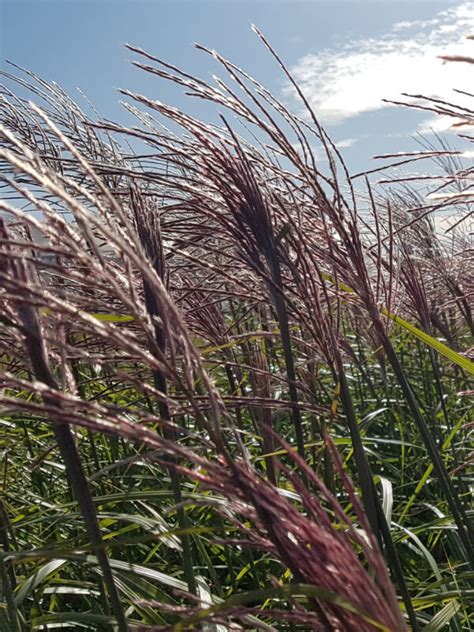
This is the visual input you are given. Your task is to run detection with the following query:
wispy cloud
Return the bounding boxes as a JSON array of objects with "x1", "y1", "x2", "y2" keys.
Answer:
[
  {"x1": 335, "y1": 137, "x2": 358, "y2": 149},
  {"x1": 291, "y1": 136, "x2": 358, "y2": 162},
  {"x1": 287, "y1": 2, "x2": 474, "y2": 125}
]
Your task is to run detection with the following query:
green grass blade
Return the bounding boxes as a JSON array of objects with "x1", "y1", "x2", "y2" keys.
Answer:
[{"x1": 423, "y1": 599, "x2": 460, "y2": 631}]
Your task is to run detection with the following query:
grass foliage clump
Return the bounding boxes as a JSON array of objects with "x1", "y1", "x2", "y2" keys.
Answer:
[{"x1": 0, "y1": 32, "x2": 472, "y2": 631}]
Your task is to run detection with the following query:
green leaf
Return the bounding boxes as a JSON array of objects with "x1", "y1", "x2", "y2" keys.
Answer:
[
  {"x1": 14, "y1": 559, "x2": 67, "y2": 605},
  {"x1": 379, "y1": 477, "x2": 393, "y2": 527},
  {"x1": 382, "y1": 310, "x2": 474, "y2": 375},
  {"x1": 31, "y1": 612, "x2": 118, "y2": 628},
  {"x1": 88, "y1": 312, "x2": 134, "y2": 323},
  {"x1": 40, "y1": 307, "x2": 134, "y2": 323},
  {"x1": 321, "y1": 272, "x2": 474, "y2": 374},
  {"x1": 423, "y1": 599, "x2": 460, "y2": 631}
]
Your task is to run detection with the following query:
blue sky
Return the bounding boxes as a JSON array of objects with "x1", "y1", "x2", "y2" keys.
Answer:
[{"x1": 2, "y1": 1, "x2": 474, "y2": 175}]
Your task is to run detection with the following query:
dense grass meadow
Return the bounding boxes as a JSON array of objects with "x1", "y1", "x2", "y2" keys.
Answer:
[{"x1": 0, "y1": 33, "x2": 472, "y2": 631}]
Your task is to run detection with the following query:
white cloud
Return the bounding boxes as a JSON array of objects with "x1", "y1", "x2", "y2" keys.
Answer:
[
  {"x1": 432, "y1": 211, "x2": 473, "y2": 237},
  {"x1": 419, "y1": 113, "x2": 474, "y2": 134},
  {"x1": 290, "y1": 136, "x2": 357, "y2": 161},
  {"x1": 335, "y1": 137, "x2": 358, "y2": 149},
  {"x1": 418, "y1": 115, "x2": 457, "y2": 134},
  {"x1": 288, "y1": 2, "x2": 474, "y2": 125}
]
